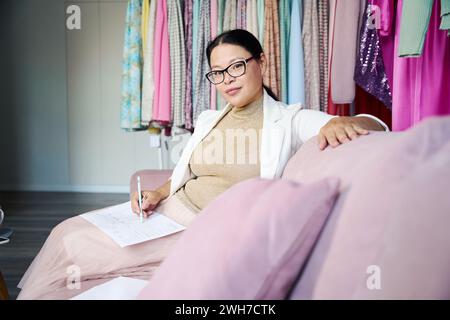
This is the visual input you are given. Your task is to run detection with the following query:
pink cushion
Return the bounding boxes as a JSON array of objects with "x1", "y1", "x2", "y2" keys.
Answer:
[
  {"x1": 282, "y1": 127, "x2": 402, "y2": 298},
  {"x1": 288, "y1": 116, "x2": 450, "y2": 299},
  {"x1": 137, "y1": 177, "x2": 340, "y2": 300},
  {"x1": 282, "y1": 130, "x2": 403, "y2": 189}
]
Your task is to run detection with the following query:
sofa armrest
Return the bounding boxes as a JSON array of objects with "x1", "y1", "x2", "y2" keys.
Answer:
[{"x1": 129, "y1": 169, "x2": 173, "y2": 197}]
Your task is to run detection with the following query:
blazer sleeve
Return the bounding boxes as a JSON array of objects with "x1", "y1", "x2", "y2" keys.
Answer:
[
  {"x1": 291, "y1": 109, "x2": 390, "y2": 153},
  {"x1": 354, "y1": 113, "x2": 390, "y2": 131}
]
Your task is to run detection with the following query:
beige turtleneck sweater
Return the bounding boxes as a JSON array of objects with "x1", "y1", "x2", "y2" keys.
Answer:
[{"x1": 174, "y1": 94, "x2": 264, "y2": 213}]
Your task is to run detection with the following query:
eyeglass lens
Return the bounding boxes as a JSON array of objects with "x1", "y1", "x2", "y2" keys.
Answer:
[{"x1": 208, "y1": 61, "x2": 247, "y2": 84}]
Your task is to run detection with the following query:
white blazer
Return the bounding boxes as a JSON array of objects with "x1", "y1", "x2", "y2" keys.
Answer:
[{"x1": 168, "y1": 89, "x2": 389, "y2": 196}]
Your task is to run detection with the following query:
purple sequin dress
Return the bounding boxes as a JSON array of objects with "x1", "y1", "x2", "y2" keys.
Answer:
[{"x1": 354, "y1": 1, "x2": 392, "y2": 109}]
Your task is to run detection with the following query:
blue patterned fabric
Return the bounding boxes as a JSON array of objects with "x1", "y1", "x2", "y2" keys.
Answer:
[{"x1": 120, "y1": 0, "x2": 145, "y2": 131}]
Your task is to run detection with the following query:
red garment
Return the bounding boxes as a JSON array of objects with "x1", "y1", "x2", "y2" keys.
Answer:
[
  {"x1": 355, "y1": 85, "x2": 392, "y2": 130},
  {"x1": 328, "y1": 82, "x2": 392, "y2": 130},
  {"x1": 327, "y1": 84, "x2": 350, "y2": 116}
]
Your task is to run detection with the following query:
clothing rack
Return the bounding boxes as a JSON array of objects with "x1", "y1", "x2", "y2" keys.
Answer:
[{"x1": 120, "y1": 0, "x2": 450, "y2": 134}]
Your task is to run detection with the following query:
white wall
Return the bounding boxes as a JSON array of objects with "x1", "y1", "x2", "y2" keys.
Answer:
[{"x1": 0, "y1": 0, "x2": 180, "y2": 193}]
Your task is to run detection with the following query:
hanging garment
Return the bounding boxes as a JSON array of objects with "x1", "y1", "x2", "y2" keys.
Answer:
[
  {"x1": 120, "y1": 0, "x2": 144, "y2": 130},
  {"x1": 257, "y1": 0, "x2": 265, "y2": 45},
  {"x1": 318, "y1": 0, "x2": 329, "y2": 112},
  {"x1": 327, "y1": 1, "x2": 351, "y2": 118},
  {"x1": 327, "y1": 88, "x2": 351, "y2": 116},
  {"x1": 223, "y1": 0, "x2": 237, "y2": 31},
  {"x1": 302, "y1": 0, "x2": 321, "y2": 110},
  {"x1": 328, "y1": 0, "x2": 361, "y2": 105},
  {"x1": 217, "y1": 0, "x2": 226, "y2": 34},
  {"x1": 288, "y1": 0, "x2": 305, "y2": 106},
  {"x1": 354, "y1": 1, "x2": 392, "y2": 109},
  {"x1": 153, "y1": 0, "x2": 171, "y2": 123},
  {"x1": 236, "y1": 0, "x2": 247, "y2": 30},
  {"x1": 279, "y1": 0, "x2": 291, "y2": 103},
  {"x1": 391, "y1": 0, "x2": 450, "y2": 130},
  {"x1": 184, "y1": 0, "x2": 194, "y2": 130},
  {"x1": 192, "y1": 0, "x2": 200, "y2": 99},
  {"x1": 399, "y1": 0, "x2": 450, "y2": 56},
  {"x1": 210, "y1": 0, "x2": 218, "y2": 111},
  {"x1": 141, "y1": 0, "x2": 149, "y2": 51},
  {"x1": 327, "y1": 0, "x2": 348, "y2": 115},
  {"x1": 192, "y1": 0, "x2": 211, "y2": 127},
  {"x1": 398, "y1": 0, "x2": 434, "y2": 57},
  {"x1": 263, "y1": 0, "x2": 281, "y2": 99},
  {"x1": 141, "y1": 0, "x2": 157, "y2": 126},
  {"x1": 215, "y1": 0, "x2": 228, "y2": 111},
  {"x1": 246, "y1": 0, "x2": 259, "y2": 39},
  {"x1": 216, "y1": 89, "x2": 227, "y2": 111},
  {"x1": 241, "y1": 0, "x2": 247, "y2": 29},
  {"x1": 237, "y1": 0, "x2": 243, "y2": 29},
  {"x1": 372, "y1": 0, "x2": 395, "y2": 94},
  {"x1": 168, "y1": 0, "x2": 186, "y2": 127},
  {"x1": 217, "y1": 0, "x2": 237, "y2": 111},
  {"x1": 442, "y1": 0, "x2": 450, "y2": 35}
]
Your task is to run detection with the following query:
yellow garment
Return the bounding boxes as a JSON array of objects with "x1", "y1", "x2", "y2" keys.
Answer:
[
  {"x1": 175, "y1": 95, "x2": 264, "y2": 212},
  {"x1": 141, "y1": 0, "x2": 150, "y2": 53}
]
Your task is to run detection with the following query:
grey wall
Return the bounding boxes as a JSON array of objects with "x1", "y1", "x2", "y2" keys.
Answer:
[{"x1": 0, "y1": 0, "x2": 179, "y2": 193}]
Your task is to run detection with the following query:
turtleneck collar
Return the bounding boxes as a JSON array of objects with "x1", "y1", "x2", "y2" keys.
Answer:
[{"x1": 229, "y1": 93, "x2": 264, "y2": 119}]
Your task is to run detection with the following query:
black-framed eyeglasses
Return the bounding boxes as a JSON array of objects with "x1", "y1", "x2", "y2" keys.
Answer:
[{"x1": 205, "y1": 56, "x2": 255, "y2": 85}]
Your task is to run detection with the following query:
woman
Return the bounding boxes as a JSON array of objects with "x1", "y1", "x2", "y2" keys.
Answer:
[{"x1": 17, "y1": 29, "x2": 387, "y2": 299}]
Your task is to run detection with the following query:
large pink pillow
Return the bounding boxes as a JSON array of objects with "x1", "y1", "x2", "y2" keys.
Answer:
[
  {"x1": 289, "y1": 116, "x2": 450, "y2": 299},
  {"x1": 282, "y1": 127, "x2": 401, "y2": 299},
  {"x1": 137, "y1": 177, "x2": 340, "y2": 300}
]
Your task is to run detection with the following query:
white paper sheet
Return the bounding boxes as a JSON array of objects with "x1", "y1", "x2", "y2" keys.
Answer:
[
  {"x1": 80, "y1": 201, "x2": 186, "y2": 248},
  {"x1": 70, "y1": 277, "x2": 148, "y2": 300}
]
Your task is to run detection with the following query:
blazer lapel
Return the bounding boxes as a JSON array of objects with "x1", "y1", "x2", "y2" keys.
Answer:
[
  {"x1": 260, "y1": 90, "x2": 285, "y2": 179},
  {"x1": 197, "y1": 103, "x2": 233, "y2": 142}
]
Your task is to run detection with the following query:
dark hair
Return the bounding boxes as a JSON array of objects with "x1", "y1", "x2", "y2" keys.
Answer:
[{"x1": 206, "y1": 29, "x2": 279, "y2": 101}]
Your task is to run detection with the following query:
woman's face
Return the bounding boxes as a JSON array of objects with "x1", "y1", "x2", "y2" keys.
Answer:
[{"x1": 209, "y1": 43, "x2": 267, "y2": 108}]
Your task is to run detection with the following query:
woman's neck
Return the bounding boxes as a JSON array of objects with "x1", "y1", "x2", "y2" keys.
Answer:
[
  {"x1": 230, "y1": 91, "x2": 264, "y2": 118},
  {"x1": 234, "y1": 89, "x2": 264, "y2": 109}
]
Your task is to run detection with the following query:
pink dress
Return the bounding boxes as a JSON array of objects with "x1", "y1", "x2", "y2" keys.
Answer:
[
  {"x1": 378, "y1": 0, "x2": 450, "y2": 131},
  {"x1": 152, "y1": 0, "x2": 171, "y2": 123},
  {"x1": 16, "y1": 196, "x2": 197, "y2": 300}
]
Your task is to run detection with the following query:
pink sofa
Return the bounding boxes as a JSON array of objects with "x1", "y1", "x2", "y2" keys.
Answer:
[{"x1": 130, "y1": 116, "x2": 450, "y2": 299}]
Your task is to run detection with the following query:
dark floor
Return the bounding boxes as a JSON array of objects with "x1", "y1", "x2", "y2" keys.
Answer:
[{"x1": 0, "y1": 191, "x2": 129, "y2": 300}]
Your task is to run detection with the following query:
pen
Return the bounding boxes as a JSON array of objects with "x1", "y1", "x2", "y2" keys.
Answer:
[{"x1": 137, "y1": 176, "x2": 143, "y2": 223}]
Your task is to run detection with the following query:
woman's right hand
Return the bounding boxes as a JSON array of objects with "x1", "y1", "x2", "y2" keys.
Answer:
[{"x1": 130, "y1": 190, "x2": 164, "y2": 218}]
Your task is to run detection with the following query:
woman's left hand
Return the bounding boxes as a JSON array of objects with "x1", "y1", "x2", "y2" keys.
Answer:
[{"x1": 317, "y1": 116, "x2": 373, "y2": 150}]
